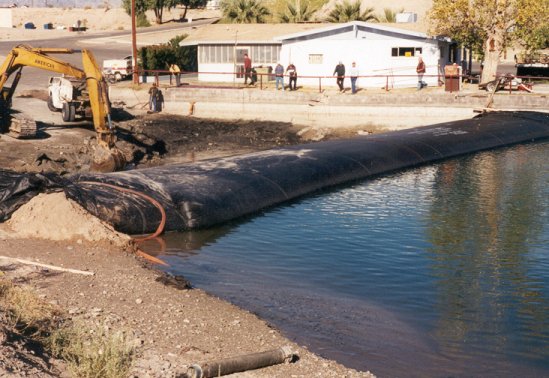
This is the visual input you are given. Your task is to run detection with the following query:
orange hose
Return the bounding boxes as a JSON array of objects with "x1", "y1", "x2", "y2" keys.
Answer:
[
  {"x1": 136, "y1": 248, "x2": 169, "y2": 266},
  {"x1": 79, "y1": 181, "x2": 168, "y2": 265}
]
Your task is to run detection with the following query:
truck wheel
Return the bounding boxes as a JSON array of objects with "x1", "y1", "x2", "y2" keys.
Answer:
[
  {"x1": 106, "y1": 74, "x2": 116, "y2": 84},
  {"x1": 62, "y1": 102, "x2": 76, "y2": 122},
  {"x1": 68, "y1": 104, "x2": 76, "y2": 121},
  {"x1": 114, "y1": 72, "x2": 123, "y2": 82},
  {"x1": 47, "y1": 96, "x2": 58, "y2": 112}
]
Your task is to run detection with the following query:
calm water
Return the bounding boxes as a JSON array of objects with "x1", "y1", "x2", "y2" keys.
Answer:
[{"x1": 150, "y1": 140, "x2": 549, "y2": 377}]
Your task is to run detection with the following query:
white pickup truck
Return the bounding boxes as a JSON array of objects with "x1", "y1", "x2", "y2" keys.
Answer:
[
  {"x1": 102, "y1": 56, "x2": 133, "y2": 82},
  {"x1": 47, "y1": 76, "x2": 90, "y2": 122}
]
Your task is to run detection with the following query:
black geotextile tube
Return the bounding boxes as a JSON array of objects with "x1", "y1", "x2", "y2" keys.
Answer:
[
  {"x1": 0, "y1": 170, "x2": 69, "y2": 222},
  {"x1": 63, "y1": 110, "x2": 549, "y2": 235}
]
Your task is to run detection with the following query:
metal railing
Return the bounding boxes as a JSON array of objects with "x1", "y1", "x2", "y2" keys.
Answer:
[{"x1": 126, "y1": 68, "x2": 548, "y2": 94}]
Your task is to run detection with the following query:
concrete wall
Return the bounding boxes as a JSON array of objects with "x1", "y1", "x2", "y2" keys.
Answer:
[
  {"x1": 112, "y1": 86, "x2": 549, "y2": 130},
  {"x1": 171, "y1": 102, "x2": 475, "y2": 130}
]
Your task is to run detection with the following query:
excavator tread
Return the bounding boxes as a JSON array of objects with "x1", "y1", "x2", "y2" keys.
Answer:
[{"x1": 8, "y1": 114, "x2": 37, "y2": 139}]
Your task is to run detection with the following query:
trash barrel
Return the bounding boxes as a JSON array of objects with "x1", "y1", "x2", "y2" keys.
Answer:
[
  {"x1": 255, "y1": 66, "x2": 273, "y2": 82},
  {"x1": 444, "y1": 64, "x2": 461, "y2": 92}
]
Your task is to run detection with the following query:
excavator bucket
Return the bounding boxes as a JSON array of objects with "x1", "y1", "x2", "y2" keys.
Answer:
[{"x1": 91, "y1": 145, "x2": 126, "y2": 173}]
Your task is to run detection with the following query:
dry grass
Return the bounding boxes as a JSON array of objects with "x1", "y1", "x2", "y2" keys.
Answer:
[
  {"x1": 48, "y1": 324, "x2": 135, "y2": 378},
  {"x1": 0, "y1": 276, "x2": 61, "y2": 337},
  {"x1": 0, "y1": 276, "x2": 135, "y2": 378}
]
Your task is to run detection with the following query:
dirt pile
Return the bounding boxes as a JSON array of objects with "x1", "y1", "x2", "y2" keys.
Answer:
[{"x1": 6, "y1": 192, "x2": 131, "y2": 248}]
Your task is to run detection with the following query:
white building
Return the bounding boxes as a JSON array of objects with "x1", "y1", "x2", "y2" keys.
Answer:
[{"x1": 180, "y1": 21, "x2": 456, "y2": 89}]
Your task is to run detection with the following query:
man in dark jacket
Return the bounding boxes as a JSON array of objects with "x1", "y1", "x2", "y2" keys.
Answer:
[
  {"x1": 333, "y1": 61, "x2": 345, "y2": 92},
  {"x1": 286, "y1": 63, "x2": 297, "y2": 90}
]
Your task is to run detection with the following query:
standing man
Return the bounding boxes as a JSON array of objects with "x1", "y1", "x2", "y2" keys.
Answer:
[
  {"x1": 244, "y1": 53, "x2": 252, "y2": 85},
  {"x1": 416, "y1": 55, "x2": 426, "y2": 90},
  {"x1": 148, "y1": 82, "x2": 159, "y2": 112},
  {"x1": 274, "y1": 62, "x2": 285, "y2": 90},
  {"x1": 333, "y1": 61, "x2": 345, "y2": 93},
  {"x1": 349, "y1": 61, "x2": 359, "y2": 94},
  {"x1": 286, "y1": 62, "x2": 297, "y2": 91},
  {"x1": 169, "y1": 63, "x2": 181, "y2": 87}
]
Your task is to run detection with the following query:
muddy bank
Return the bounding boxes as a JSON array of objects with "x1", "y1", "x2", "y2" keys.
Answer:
[
  {"x1": 0, "y1": 223, "x2": 373, "y2": 377},
  {"x1": 0, "y1": 89, "x2": 368, "y2": 175}
]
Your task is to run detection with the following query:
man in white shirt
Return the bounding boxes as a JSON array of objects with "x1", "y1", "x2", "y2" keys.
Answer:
[{"x1": 349, "y1": 62, "x2": 359, "y2": 94}]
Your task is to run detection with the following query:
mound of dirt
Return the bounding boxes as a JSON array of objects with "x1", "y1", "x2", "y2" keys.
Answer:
[{"x1": 6, "y1": 192, "x2": 131, "y2": 248}]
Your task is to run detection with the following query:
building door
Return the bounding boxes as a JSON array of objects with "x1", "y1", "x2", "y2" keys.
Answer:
[{"x1": 235, "y1": 48, "x2": 249, "y2": 78}]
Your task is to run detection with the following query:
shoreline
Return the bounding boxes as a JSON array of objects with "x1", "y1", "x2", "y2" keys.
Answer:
[{"x1": 0, "y1": 223, "x2": 374, "y2": 377}]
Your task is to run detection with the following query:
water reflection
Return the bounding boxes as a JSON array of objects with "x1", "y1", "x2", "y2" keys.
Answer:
[
  {"x1": 155, "y1": 141, "x2": 549, "y2": 376},
  {"x1": 427, "y1": 145, "x2": 549, "y2": 366},
  {"x1": 138, "y1": 225, "x2": 233, "y2": 259}
]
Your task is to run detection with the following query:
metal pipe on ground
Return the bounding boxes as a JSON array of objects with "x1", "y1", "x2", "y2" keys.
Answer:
[{"x1": 184, "y1": 346, "x2": 295, "y2": 378}]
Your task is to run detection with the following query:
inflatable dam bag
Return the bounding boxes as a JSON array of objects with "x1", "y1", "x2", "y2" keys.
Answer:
[
  {"x1": 65, "y1": 111, "x2": 549, "y2": 234},
  {"x1": 1, "y1": 111, "x2": 548, "y2": 234}
]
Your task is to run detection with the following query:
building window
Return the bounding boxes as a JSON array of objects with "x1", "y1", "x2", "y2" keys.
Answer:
[
  {"x1": 309, "y1": 54, "x2": 323, "y2": 64},
  {"x1": 236, "y1": 48, "x2": 248, "y2": 64},
  {"x1": 199, "y1": 44, "x2": 280, "y2": 64},
  {"x1": 391, "y1": 47, "x2": 423, "y2": 57}
]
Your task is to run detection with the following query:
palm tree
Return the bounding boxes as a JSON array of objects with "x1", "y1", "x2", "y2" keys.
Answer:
[
  {"x1": 221, "y1": 0, "x2": 271, "y2": 23},
  {"x1": 326, "y1": 0, "x2": 377, "y2": 23},
  {"x1": 378, "y1": 7, "x2": 404, "y2": 23},
  {"x1": 278, "y1": 0, "x2": 318, "y2": 23}
]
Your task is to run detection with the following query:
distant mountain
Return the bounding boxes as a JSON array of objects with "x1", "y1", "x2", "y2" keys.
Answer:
[{"x1": 0, "y1": 0, "x2": 122, "y2": 7}]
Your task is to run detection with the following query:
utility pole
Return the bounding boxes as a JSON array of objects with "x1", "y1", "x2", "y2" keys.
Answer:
[
  {"x1": 131, "y1": 0, "x2": 138, "y2": 84},
  {"x1": 233, "y1": 30, "x2": 237, "y2": 87}
]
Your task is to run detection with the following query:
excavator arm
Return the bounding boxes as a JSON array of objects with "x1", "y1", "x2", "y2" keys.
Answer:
[
  {"x1": 0, "y1": 45, "x2": 125, "y2": 171},
  {"x1": 0, "y1": 46, "x2": 86, "y2": 84}
]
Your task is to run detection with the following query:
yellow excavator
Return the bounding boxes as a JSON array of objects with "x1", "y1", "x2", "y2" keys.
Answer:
[{"x1": 0, "y1": 44, "x2": 125, "y2": 172}]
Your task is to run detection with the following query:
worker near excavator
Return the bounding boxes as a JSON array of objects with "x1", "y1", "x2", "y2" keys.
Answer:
[{"x1": 148, "y1": 82, "x2": 163, "y2": 112}]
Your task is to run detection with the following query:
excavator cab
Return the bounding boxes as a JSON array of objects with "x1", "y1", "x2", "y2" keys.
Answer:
[{"x1": 0, "y1": 44, "x2": 126, "y2": 172}]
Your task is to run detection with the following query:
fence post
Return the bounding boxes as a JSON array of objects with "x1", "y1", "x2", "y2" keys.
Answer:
[
  {"x1": 319, "y1": 77, "x2": 322, "y2": 93},
  {"x1": 386, "y1": 76, "x2": 388, "y2": 92},
  {"x1": 260, "y1": 73, "x2": 263, "y2": 90}
]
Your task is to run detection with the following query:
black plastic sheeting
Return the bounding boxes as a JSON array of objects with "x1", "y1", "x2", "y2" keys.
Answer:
[
  {"x1": 1, "y1": 111, "x2": 548, "y2": 234},
  {"x1": 0, "y1": 171, "x2": 68, "y2": 222}
]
